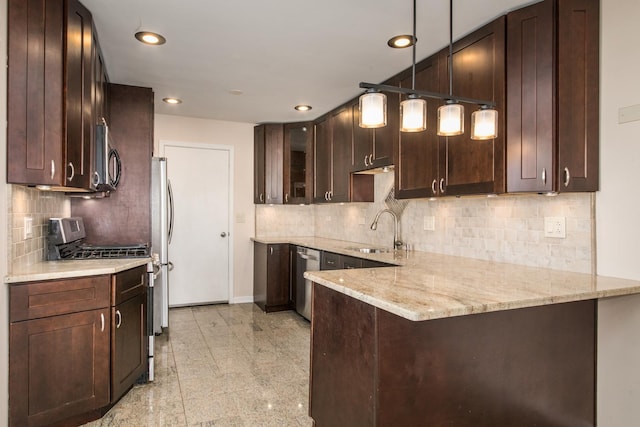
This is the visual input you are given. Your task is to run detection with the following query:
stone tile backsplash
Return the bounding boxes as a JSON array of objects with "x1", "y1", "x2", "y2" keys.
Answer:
[
  {"x1": 9, "y1": 185, "x2": 69, "y2": 270},
  {"x1": 257, "y1": 172, "x2": 595, "y2": 274}
]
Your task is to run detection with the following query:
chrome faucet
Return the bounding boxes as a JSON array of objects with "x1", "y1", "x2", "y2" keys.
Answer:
[{"x1": 370, "y1": 209, "x2": 403, "y2": 250}]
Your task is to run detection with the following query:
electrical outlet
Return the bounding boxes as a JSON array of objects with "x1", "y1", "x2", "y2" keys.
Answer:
[
  {"x1": 357, "y1": 216, "x2": 366, "y2": 225},
  {"x1": 544, "y1": 217, "x2": 566, "y2": 238},
  {"x1": 24, "y1": 217, "x2": 33, "y2": 239},
  {"x1": 423, "y1": 216, "x2": 435, "y2": 231}
]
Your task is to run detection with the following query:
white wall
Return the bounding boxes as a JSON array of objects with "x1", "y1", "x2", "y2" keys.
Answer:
[
  {"x1": 596, "y1": 0, "x2": 640, "y2": 425},
  {"x1": 154, "y1": 114, "x2": 255, "y2": 302},
  {"x1": 0, "y1": 0, "x2": 9, "y2": 424}
]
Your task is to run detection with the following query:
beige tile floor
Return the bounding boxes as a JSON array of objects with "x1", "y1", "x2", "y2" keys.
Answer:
[{"x1": 83, "y1": 303, "x2": 313, "y2": 426}]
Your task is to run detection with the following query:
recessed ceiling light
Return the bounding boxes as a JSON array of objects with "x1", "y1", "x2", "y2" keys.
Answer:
[
  {"x1": 162, "y1": 97, "x2": 182, "y2": 105},
  {"x1": 135, "y1": 31, "x2": 166, "y2": 45},
  {"x1": 294, "y1": 105, "x2": 312, "y2": 112},
  {"x1": 387, "y1": 35, "x2": 416, "y2": 48}
]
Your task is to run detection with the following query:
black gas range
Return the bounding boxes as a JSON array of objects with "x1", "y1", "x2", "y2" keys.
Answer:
[{"x1": 46, "y1": 217, "x2": 150, "y2": 261}]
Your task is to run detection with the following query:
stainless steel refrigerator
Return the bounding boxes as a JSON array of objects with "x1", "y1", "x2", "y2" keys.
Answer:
[{"x1": 151, "y1": 157, "x2": 173, "y2": 335}]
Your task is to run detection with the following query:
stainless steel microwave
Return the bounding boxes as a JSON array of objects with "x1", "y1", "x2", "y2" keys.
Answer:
[{"x1": 91, "y1": 117, "x2": 122, "y2": 192}]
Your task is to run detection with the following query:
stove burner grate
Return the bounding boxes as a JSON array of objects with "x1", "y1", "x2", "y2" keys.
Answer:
[{"x1": 70, "y1": 244, "x2": 150, "y2": 259}]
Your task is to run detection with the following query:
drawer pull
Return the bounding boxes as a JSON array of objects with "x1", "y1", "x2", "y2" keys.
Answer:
[
  {"x1": 116, "y1": 310, "x2": 122, "y2": 329},
  {"x1": 100, "y1": 313, "x2": 105, "y2": 332}
]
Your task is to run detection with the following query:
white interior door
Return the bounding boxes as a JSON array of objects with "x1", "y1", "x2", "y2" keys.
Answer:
[{"x1": 162, "y1": 141, "x2": 231, "y2": 306}]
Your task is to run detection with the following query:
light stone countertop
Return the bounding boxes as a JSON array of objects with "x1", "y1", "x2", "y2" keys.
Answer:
[
  {"x1": 253, "y1": 236, "x2": 640, "y2": 321},
  {"x1": 4, "y1": 258, "x2": 150, "y2": 284}
]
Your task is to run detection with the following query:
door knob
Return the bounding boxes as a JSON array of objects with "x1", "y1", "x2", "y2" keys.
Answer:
[{"x1": 220, "y1": 232, "x2": 227, "y2": 237}]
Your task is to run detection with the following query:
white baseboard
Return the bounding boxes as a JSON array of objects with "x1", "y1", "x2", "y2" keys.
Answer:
[{"x1": 230, "y1": 296, "x2": 254, "y2": 304}]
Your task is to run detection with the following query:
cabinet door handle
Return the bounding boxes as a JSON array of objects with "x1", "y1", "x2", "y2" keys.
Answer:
[
  {"x1": 369, "y1": 154, "x2": 373, "y2": 165},
  {"x1": 564, "y1": 167, "x2": 571, "y2": 187},
  {"x1": 541, "y1": 168, "x2": 547, "y2": 186},
  {"x1": 116, "y1": 310, "x2": 122, "y2": 329},
  {"x1": 439, "y1": 178, "x2": 445, "y2": 194},
  {"x1": 431, "y1": 179, "x2": 438, "y2": 195},
  {"x1": 67, "y1": 162, "x2": 75, "y2": 182},
  {"x1": 324, "y1": 191, "x2": 329, "y2": 201},
  {"x1": 259, "y1": 193, "x2": 264, "y2": 202},
  {"x1": 100, "y1": 313, "x2": 105, "y2": 332},
  {"x1": 285, "y1": 193, "x2": 289, "y2": 203},
  {"x1": 328, "y1": 191, "x2": 333, "y2": 201},
  {"x1": 270, "y1": 246, "x2": 274, "y2": 255},
  {"x1": 364, "y1": 155, "x2": 369, "y2": 167},
  {"x1": 50, "y1": 160, "x2": 55, "y2": 180}
]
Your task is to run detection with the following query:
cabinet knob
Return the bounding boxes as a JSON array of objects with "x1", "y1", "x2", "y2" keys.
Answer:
[
  {"x1": 563, "y1": 167, "x2": 571, "y2": 187},
  {"x1": 220, "y1": 232, "x2": 227, "y2": 238}
]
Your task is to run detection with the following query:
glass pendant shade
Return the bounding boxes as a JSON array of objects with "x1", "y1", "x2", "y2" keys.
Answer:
[
  {"x1": 359, "y1": 92, "x2": 387, "y2": 128},
  {"x1": 471, "y1": 107, "x2": 498, "y2": 140},
  {"x1": 400, "y1": 97, "x2": 427, "y2": 132},
  {"x1": 437, "y1": 102, "x2": 464, "y2": 136}
]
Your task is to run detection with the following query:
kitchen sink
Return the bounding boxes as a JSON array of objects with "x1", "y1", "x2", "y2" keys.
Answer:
[{"x1": 348, "y1": 247, "x2": 391, "y2": 254}]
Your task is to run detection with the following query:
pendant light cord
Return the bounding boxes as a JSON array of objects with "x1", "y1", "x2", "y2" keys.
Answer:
[
  {"x1": 448, "y1": 0, "x2": 453, "y2": 97},
  {"x1": 411, "y1": 0, "x2": 417, "y2": 90}
]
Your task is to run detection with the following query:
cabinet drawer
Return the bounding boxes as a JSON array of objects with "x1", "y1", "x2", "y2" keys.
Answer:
[
  {"x1": 112, "y1": 265, "x2": 147, "y2": 306},
  {"x1": 10, "y1": 275, "x2": 110, "y2": 322}
]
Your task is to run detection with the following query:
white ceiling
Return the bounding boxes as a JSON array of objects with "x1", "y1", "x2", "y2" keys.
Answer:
[{"x1": 81, "y1": 0, "x2": 533, "y2": 124}]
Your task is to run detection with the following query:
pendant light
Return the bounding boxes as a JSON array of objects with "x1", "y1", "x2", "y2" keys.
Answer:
[
  {"x1": 437, "y1": 0, "x2": 464, "y2": 136},
  {"x1": 359, "y1": 89, "x2": 387, "y2": 128},
  {"x1": 400, "y1": 0, "x2": 427, "y2": 132},
  {"x1": 471, "y1": 105, "x2": 498, "y2": 139},
  {"x1": 358, "y1": 0, "x2": 497, "y2": 137}
]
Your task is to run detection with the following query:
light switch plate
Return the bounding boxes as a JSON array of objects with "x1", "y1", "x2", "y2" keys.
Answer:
[
  {"x1": 423, "y1": 216, "x2": 435, "y2": 231},
  {"x1": 618, "y1": 104, "x2": 640, "y2": 124},
  {"x1": 24, "y1": 217, "x2": 33, "y2": 239},
  {"x1": 544, "y1": 217, "x2": 566, "y2": 238}
]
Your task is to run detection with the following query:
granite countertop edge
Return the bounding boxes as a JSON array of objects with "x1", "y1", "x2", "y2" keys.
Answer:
[
  {"x1": 253, "y1": 236, "x2": 640, "y2": 321},
  {"x1": 5, "y1": 258, "x2": 151, "y2": 284}
]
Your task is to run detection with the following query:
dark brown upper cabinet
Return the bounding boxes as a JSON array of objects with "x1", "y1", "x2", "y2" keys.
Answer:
[
  {"x1": 7, "y1": 0, "x2": 107, "y2": 190},
  {"x1": 352, "y1": 78, "x2": 399, "y2": 172},
  {"x1": 254, "y1": 123, "x2": 284, "y2": 204},
  {"x1": 438, "y1": 16, "x2": 506, "y2": 196},
  {"x1": 395, "y1": 17, "x2": 506, "y2": 199},
  {"x1": 314, "y1": 107, "x2": 351, "y2": 203},
  {"x1": 254, "y1": 122, "x2": 313, "y2": 205},
  {"x1": 396, "y1": 55, "x2": 442, "y2": 199},
  {"x1": 506, "y1": 0, "x2": 599, "y2": 193}
]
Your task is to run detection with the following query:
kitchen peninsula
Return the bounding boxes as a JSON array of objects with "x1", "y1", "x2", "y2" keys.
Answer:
[{"x1": 256, "y1": 237, "x2": 640, "y2": 426}]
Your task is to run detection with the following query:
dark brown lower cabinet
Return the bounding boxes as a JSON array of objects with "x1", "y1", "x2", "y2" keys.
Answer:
[
  {"x1": 253, "y1": 242, "x2": 291, "y2": 312},
  {"x1": 111, "y1": 265, "x2": 148, "y2": 402},
  {"x1": 310, "y1": 284, "x2": 595, "y2": 426},
  {"x1": 9, "y1": 276, "x2": 111, "y2": 427},
  {"x1": 9, "y1": 266, "x2": 148, "y2": 427}
]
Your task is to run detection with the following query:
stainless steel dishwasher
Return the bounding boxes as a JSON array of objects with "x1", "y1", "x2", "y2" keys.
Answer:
[{"x1": 296, "y1": 246, "x2": 320, "y2": 321}]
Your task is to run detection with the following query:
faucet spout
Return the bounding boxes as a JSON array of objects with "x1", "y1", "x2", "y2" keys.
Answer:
[{"x1": 370, "y1": 209, "x2": 402, "y2": 250}]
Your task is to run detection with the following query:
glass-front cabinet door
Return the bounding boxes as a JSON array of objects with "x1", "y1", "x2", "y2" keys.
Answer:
[{"x1": 284, "y1": 122, "x2": 313, "y2": 204}]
